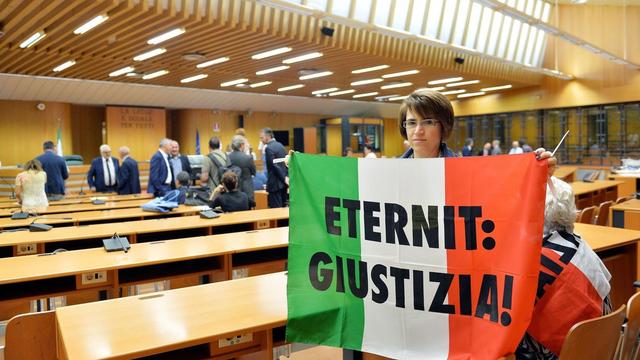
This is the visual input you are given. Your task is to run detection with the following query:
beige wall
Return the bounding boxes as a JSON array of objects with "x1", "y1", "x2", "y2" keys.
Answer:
[
  {"x1": 0, "y1": 100, "x2": 73, "y2": 166},
  {"x1": 454, "y1": 4, "x2": 640, "y2": 116},
  {"x1": 106, "y1": 106, "x2": 167, "y2": 161}
]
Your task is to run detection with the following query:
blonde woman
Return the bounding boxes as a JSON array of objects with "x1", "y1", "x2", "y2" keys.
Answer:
[{"x1": 15, "y1": 159, "x2": 48, "y2": 213}]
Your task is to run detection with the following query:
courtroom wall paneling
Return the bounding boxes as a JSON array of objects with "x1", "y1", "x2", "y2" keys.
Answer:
[
  {"x1": 106, "y1": 106, "x2": 167, "y2": 162},
  {"x1": 70, "y1": 105, "x2": 104, "y2": 163}
]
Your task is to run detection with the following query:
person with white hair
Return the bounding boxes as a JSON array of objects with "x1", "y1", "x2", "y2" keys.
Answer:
[
  {"x1": 147, "y1": 138, "x2": 175, "y2": 197},
  {"x1": 228, "y1": 135, "x2": 257, "y2": 207},
  {"x1": 87, "y1": 144, "x2": 119, "y2": 192},
  {"x1": 516, "y1": 176, "x2": 612, "y2": 359},
  {"x1": 116, "y1": 146, "x2": 141, "y2": 195}
]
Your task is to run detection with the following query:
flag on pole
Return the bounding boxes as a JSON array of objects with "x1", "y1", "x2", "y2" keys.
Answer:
[
  {"x1": 195, "y1": 128, "x2": 201, "y2": 155},
  {"x1": 286, "y1": 153, "x2": 548, "y2": 359},
  {"x1": 56, "y1": 124, "x2": 63, "y2": 157}
]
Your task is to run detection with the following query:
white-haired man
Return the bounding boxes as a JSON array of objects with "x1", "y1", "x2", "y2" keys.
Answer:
[
  {"x1": 117, "y1": 146, "x2": 141, "y2": 195},
  {"x1": 87, "y1": 144, "x2": 119, "y2": 192},
  {"x1": 148, "y1": 138, "x2": 175, "y2": 197}
]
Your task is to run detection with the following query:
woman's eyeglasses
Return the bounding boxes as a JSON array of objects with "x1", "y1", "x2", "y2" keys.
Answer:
[{"x1": 403, "y1": 119, "x2": 439, "y2": 129}]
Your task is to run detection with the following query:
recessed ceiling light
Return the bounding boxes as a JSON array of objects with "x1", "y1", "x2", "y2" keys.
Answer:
[
  {"x1": 381, "y1": 82, "x2": 412, "y2": 89},
  {"x1": 446, "y1": 80, "x2": 480, "y2": 87},
  {"x1": 74, "y1": 14, "x2": 108, "y2": 35},
  {"x1": 353, "y1": 92, "x2": 379, "y2": 98},
  {"x1": 249, "y1": 81, "x2": 272, "y2": 88},
  {"x1": 278, "y1": 84, "x2": 305, "y2": 92},
  {"x1": 148, "y1": 28, "x2": 185, "y2": 45},
  {"x1": 109, "y1": 66, "x2": 135, "y2": 77},
  {"x1": 256, "y1": 65, "x2": 290, "y2": 75},
  {"x1": 416, "y1": 86, "x2": 445, "y2": 91},
  {"x1": 125, "y1": 72, "x2": 142, "y2": 78},
  {"x1": 180, "y1": 74, "x2": 208, "y2": 83},
  {"x1": 19, "y1": 31, "x2": 46, "y2": 48},
  {"x1": 283, "y1": 52, "x2": 323, "y2": 64},
  {"x1": 312, "y1": 88, "x2": 339, "y2": 95},
  {"x1": 428, "y1": 77, "x2": 464, "y2": 85},
  {"x1": 382, "y1": 70, "x2": 419, "y2": 78},
  {"x1": 252, "y1": 47, "x2": 292, "y2": 60},
  {"x1": 481, "y1": 84, "x2": 513, "y2": 91},
  {"x1": 458, "y1": 91, "x2": 486, "y2": 98},
  {"x1": 352, "y1": 65, "x2": 390, "y2": 74},
  {"x1": 329, "y1": 89, "x2": 355, "y2": 96},
  {"x1": 440, "y1": 89, "x2": 466, "y2": 95},
  {"x1": 182, "y1": 52, "x2": 206, "y2": 61},
  {"x1": 53, "y1": 60, "x2": 76, "y2": 72},
  {"x1": 221, "y1": 78, "x2": 249, "y2": 87},
  {"x1": 388, "y1": 95, "x2": 409, "y2": 101},
  {"x1": 133, "y1": 48, "x2": 166, "y2": 61},
  {"x1": 142, "y1": 70, "x2": 169, "y2": 80},
  {"x1": 299, "y1": 71, "x2": 333, "y2": 80},
  {"x1": 351, "y1": 78, "x2": 383, "y2": 86},
  {"x1": 197, "y1": 57, "x2": 230, "y2": 68}
]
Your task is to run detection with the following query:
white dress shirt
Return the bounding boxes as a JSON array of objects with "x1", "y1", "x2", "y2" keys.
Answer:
[
  {"x1": 102, "y1": 157, "x2": 116, "y2": 186},
  {"x1": 158, "y1": 149, "x2": 172, "y2": 184}
]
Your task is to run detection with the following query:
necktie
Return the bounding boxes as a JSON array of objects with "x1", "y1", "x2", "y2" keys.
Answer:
[{"x1": 106, "y1": 159, "x2": 112, "y2": 186}]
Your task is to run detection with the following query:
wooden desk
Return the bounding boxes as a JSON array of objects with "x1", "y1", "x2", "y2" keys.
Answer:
[
  {"x1": 0, "y1": 193, "x2": 152, "y2": 209},
  {"x1": 0, "y1": 198, "x2": 150, "y2": 217},
  {"x1": 611, "y1": 199, "x2": 640, "y2": 230},
  {"x1": 0, "y1": 204, "x2": 207, "y2": 230},
  {"x1": 609, "y1": 174, "x2": 640, "y2": 197},
  {"x1": 575, "y1": 223, "x2": 640, "y2": 307},
  {"x1": 0, "y1": 207, "x2": 289, "y2": 256},
  {"x1": 255, "y1": 190, "x2": 268, "y2": 210},
  {"x1": 0, "y1": 227, "x2": 288, "y2": 320},
  {"x1": 554, "y1": 166, "x2": 578, "y2": 182},
  {"x1": 56, "y1": 272, "x2": 288, "y2": 360},
  {"x1": 570, "y1": 180, "x2": 623, "y2": 209}
]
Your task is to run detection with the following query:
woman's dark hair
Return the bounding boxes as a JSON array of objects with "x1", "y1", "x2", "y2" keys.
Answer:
[
  {"x1": 221, "y1": 171, "x2": 239, "y2": 191},
  {"x1": 24, "y1": 159, "x2": 43, "y2": 172},
  {"x1": 398, "y1": 90, "x2": 454, "y2": 141},
  {"x1": 176, "y1": 171, "x2": 191, "y2": 187}
]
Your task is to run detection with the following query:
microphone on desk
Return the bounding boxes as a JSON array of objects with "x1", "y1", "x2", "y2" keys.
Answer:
[
  {"x1": 29, "y1": 217, "x2": 53, "y2": 232},
  {"x1": 79, "y1": 186, "x2": 85, "y2": 195}
]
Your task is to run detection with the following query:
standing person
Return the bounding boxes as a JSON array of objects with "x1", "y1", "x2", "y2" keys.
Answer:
[
  {"x1": 363, "y1": 144, "x2": 377, "y2": 159},
  {"x1": 15, "y1": 159, "x2": 48, "y2": 213},
  {"x1": 344, "y1": 147, "x2": 354, "y2": 157},
  {"x1": 521, "y1": 139, "x2": 534, "y2": 153},
  {"x1": 87, "y1": 144, "x2": 119, "y2": 193},
  {"x1": 479, "y1": 142, "x2": 492, "y2": 156},
  {"x1": 200, "y1": 136, "x2": 229, "y2": 189},
  {"x1": 117, "y1": 146, "x2": 141, "y2": 195},
  {"x1": 148, "y1": 138, "x2": 175, "y2": 197},
  {"x1": 169, "y1": 140, "x2": 192, "y2": 181},
  {"x1": 36, "y1": 140, "x2": 68, "y2": 196},
  {"x1": 260, "y1": 127, "x2": 288, "y2": 208},
  {"x1": 491, "y1": 139, "x2": 503, "y2": 155},
  {"x1": 462, "y1": 138, "x2": 474, "y2": 156},
  {"x1": 509, "y1": 140, "x2": 524, "y2": 155},
  {"x1": 235, "y1": 128, "x2": 254, "y2": 158},
  {"x1": 228, "y1": 135, "x2": 257, "y2": 207}
]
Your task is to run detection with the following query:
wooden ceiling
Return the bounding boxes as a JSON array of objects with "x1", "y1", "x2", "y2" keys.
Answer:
[{"x1": 0, "y1": 0, "x2": 543, "y2": 103}]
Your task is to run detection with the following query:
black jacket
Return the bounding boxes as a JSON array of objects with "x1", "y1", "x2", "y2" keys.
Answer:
[
  {"x1": 117, "y1": 157, "x2": 141, "y2": 195},
  {"x1": 228, "y1": 150, "x2": 256, "y2": 205},
  {"x1": 264, "y1": 139, "x2": 288, "y2": 192}
]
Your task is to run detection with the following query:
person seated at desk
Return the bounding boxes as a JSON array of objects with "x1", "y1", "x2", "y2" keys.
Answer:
[
  {"x1": 15, "y1": 159, "x2": 48, "y2": 213},
  {"x1": 210, "y1": 171, "x2": 249, "y2": 213},
  {"x1": 176, "y1": 171, "x2": 191, "y2": 205},
  {"x1": 516, "y1": 176, "x2": 612, "y2": 359}
]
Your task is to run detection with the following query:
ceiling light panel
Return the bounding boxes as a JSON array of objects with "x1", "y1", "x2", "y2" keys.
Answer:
[
  {"x1": 440, "y1": 89, "x2": 466, "y2": 95},
  {"x1": 252, "y1": 47, "x2": 292, "y2": 60},
  {"x1": 299, "y1": 71, "x2": 333, "y2": 80},
  {"x1": 221, "y1": 78, "x2": 249, "y2": 87},
  {"x1": 428, "y1": 77, "x2": 464, "y2": 85},
  {"x1": 283, "y1": 52, "x2": 323, "y2": 64},
  {"x1": 19, "y1": 31, "x2": 46, "y2": 48},
  {"x1": 312, "y1": 88, "x2": 339, "y2": 95},
  {"x1": 381, "y1": 82, "x2": 412, "y2": 89},
  {"x1": 133, "y1": 48, "x2": 166, "y2": 61},
  {"x1": 278, "y1": 84, "x2": 305, "y2": 92},
  {"x1": 73, "y1": 14, "x2": 108, "y2": 35},
  {"x1": 197, "y1": 57, "x2": 230, "y2": 68},
  {"x1": 446, "y1": 80, "x2": 480, "y2": 87},
  {"x1": 481, "y1": 84, "x2": 513, "y2": 91},
  {"x1": 382, "y1": 70, "x2": 420, "y2": 78},
  {"x1": 250, "y1": 81, "x2": 272, "y2": 88},
  {"x1": 351, "y1": 65, "x2": 390, "y2": 74},
  {"x1": 353, "y1": 92, "x2": 379, "y2": 98},
  {"x1": 329, "y1": 89, "x2": 356, "y2": 96},
  {"x1": 458, "y1": 91, "x2": 486, "y2": 98},
  {"x1": 351, "y1": 78, "x2": 383, "y2": 86},
  {"x1": 142, "y1": 70, "x2": 169, "y2": 80},
  {"x1": 109, "y1": 66, "x2": 135, "y2": 77},
  {"x1": 256, "y1": 65, "x2": 290, "y2": 75},
  {"x1": 148, "y1": 28, "x2": 185, "y2": 45},
  {"x1": 180, "y1": 74, "x2": 208, "y2": 83},
  {"x1": 53, "y1": 60, "x2": 76, "y2": 72}
]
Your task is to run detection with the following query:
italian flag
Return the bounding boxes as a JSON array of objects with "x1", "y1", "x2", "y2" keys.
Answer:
[{"x1": 287, "y1": 153, "x2": 548, "y2": 359}]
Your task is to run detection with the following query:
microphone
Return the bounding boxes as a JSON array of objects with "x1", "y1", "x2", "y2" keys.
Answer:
[
  {"x1": 29, "y1": 217, "x2": 53, "y2": 232},
  {"x1": 79, "y1": 185, "x2": 85, "y2": 195}
]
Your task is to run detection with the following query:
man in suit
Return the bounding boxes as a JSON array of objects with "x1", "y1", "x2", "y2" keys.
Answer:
[
  {"x1": 260, "y1": 128, "x2": 288, "y2": 208},
  {"x1": 462, "y1": 138, "x2": 474, "y2": 156},
  {"x1": 169, "y1": 140, "x2": 192, "y2": 183},
  {"x1": 87, "y1": 144, "x2": 119, "y2": 193},
  {"x1": 148, "y1": 138, "x2": 175, "y2": 197},
  {"x1": 36, "y1": 140, "x2": 69, "y2": 196},
  {"x1": 117, "y1": 146, "x2": 141, "y2": 195},
  {"x1": 229, "y1": 135, "x2": 257, "y2": 207}
]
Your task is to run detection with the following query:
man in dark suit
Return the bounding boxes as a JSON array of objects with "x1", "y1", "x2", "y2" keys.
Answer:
[
  {"x1": 169, "y1": 140, "x2": 192, "y2": 183},
  {"x1": 462, "y1": 138, "x2": 474, "y2": 157},
  {"x1": 260, "y1": 128, "x2": 288, "y2": 208},
  {"x1": 87, "y1": 144, "x2": 119, "y2": 192},
  {"x1": 36, "y1": 140, "x2": 69, "y2": 196},
  {"x1": 229, "y1": 135, "x2": 257, "y2": 207},
  {"x1": 117, "y1": 146, "x2": 141, "y2": 195},
  {"x1": 147, "y1": 138, "x2": 175, "y2": 197}
]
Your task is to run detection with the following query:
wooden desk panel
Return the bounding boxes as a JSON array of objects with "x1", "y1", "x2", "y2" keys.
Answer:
[
  {"x1": 609, "y1": 175, "x2": 638, "y2": 197},
  {"x1": 0, "y1": 204, "x2": 207, "y2": 229},
  {"x1": 554, "y1": 166, "x2": 578, "y2": 182},
  {"x1": 0, "y1": 199, "x2": 150, "y2": 217},
  {"x1": 611, "y1": 199, "x2": 640, "y2": 230},
  {"x1": 570, "y1": 180, "x2": 622, "y2": 209},
  {"x1": 255, "y1": 190, "x2": 268, "y2": 210},
  {"x1": 0, "y1": 207, "x2": 289, "y2": 251},
  {"x1": 56, "y1": 272, "x2": 287, "y2": 360},
  {"x1": 0, "y1": 193, "x2": 152, "y2": 209}
]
